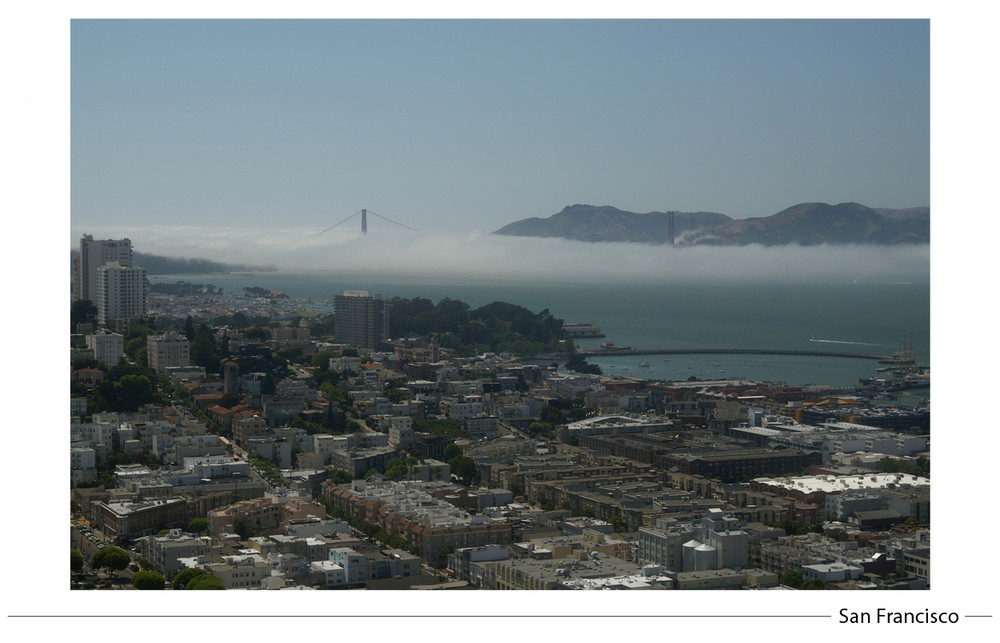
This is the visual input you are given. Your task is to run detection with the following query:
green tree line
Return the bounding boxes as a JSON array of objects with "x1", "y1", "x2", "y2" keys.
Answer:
[{"x1": 389, "y1": 297, "x2": 570, "y2": 357}]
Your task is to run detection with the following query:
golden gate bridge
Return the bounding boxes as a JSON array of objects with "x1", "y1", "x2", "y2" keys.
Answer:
[{"x1": 316, "y1": 208, "x2": 422, "y2": 235}]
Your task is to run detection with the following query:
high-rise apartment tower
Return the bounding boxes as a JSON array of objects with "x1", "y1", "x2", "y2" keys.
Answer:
[
  {"x1": 79, "y1": 234, "x2": 133, "y2": 304},
  {"x1": 334, "y1": 290, "x2": 390, "y2": 349},
  {"x1": 96, "y1": 262, "x2": 147, "y2": 327}
]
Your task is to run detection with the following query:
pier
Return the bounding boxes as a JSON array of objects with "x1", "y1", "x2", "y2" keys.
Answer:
[{"x1": 578, "y1": 347, "x2": 890, "y2": 360}]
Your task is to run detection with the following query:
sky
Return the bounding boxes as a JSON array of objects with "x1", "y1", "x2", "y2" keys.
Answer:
[
  {"x1": 67, "y1": 17, "x2": 931, "y2": 278},
  {"x1": 70, "y1": 19, "x2": 929, "y2": 229}
]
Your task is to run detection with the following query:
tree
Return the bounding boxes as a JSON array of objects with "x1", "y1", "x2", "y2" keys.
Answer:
[
  {"x1": 528, "y1": 421, "x2": 554, "y2": 437},
  {"x1": 71, "y1": 549, "x2": 84, "y2": 574},
  {"x1": 186, "y1": 574, "x2": 226, "y2": 590},
  {"x1": 190, "y1": 323, "x2": 221, "y2": 372},
  {"x1": 188, "y1": 518, "x2": 209, "y2": 534},
  {"x1": 330, "y1": 469, "x2": 352, "y2": 484},
  {"x1": 232, "y1": 518, "x2": 250, "y2": 540},
  {"x1": 385, "y1": 457, "x2": 408, "y2": 480},
  {"x1": 245, "y1": 327, "x2": 271, "y2": 341},
  {"x1": 779, "y1": 571, "x2": 804, "y2": 589},
  {"x1": 443, "y1": 443, "x2": 462, "y2": 461},
  {"x1": 448, "y1": 455, "x2": 477, "y2": 482},
  {"x1": 71, "y1": 299, "x2": 98, "y2": 330},
  {"x1": 565, "y1": 353, "x2": 601, "y2": 375},
  {"x1": 172, "y1": 567, "x2": 206, "y2": 590},
  {"x1": 311, "y1": 350, "x2": 338, "y2": 370},
  {"x1": 117, "y1": 374, "x2": 154, "y2": 412},
  {"x1": 90, "y1": 547, "x2": 130, "y2": 574},
  {"x1": 131, "y1": 570, "x2": 165, "y2": 590}
]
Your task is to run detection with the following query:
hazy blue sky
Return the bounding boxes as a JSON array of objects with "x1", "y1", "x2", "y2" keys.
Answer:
[{"x1": 71, "y1": 19, "x2": 929, "y2": 238}]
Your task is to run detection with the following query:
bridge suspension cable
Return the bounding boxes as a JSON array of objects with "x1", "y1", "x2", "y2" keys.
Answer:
[
  {"x1": 366, "y1": 209, "x2": 423, "y2": 233},
  {"x1": 315, "y1": 208, "x2": 422, "y2": 235},
  {"x1": 316, "y1": 210, "x2": 363, "y2": 235}
]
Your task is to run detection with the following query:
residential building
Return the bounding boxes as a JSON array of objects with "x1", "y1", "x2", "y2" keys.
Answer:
[
  {"x1": 329, "y1": 547, "x2": 368, "y2": 583},
  {"x1": 86, "y1": 332, "x2": 124, "y2": 366},
  {"x1": 142, "y1": 530, "x2": 211, "y2": 579},
  {"x1": 673, "y1": 567, "x2": 778, "y2": 590},
  {"x1": 334, "y1": 290, "x2": 390, "y2": 349},
  {"x1": 208, "y1": 496, "x2": 317, "y2": 537},
  {"x1": 92, "y1": 496, "x2": 188, "y2": 544},
  {"x1": 206, "y1": 554, "x2": 272, "y2": 589},
  {"x1": 78, "y1": 234, "x2": 132, "y2": 304},
  {"x1": 96, "y1": 262, "x2": 148, "y2": 327},
  {"x1": 494, "y1": 550, "x2": 645, "y2": 590},
  {"x1": 147, "y1": 331, "x2": 191, "y2": 376}
]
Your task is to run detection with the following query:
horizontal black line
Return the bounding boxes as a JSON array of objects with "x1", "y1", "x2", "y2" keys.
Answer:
[
  {"x1": 10, "y1": 614, "x2": 831, "y2": 619},
  {"x1": 964, "y1": 615, "x2": 993, "y2": 618}
]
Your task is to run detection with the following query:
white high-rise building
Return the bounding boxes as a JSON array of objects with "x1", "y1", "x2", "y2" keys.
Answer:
[
  {"x1": 79, "y1": 234, "x2": 133, "y2": 304},
  {"x1": 96, "y1": 262, "x2": 147, "y2": 327}
]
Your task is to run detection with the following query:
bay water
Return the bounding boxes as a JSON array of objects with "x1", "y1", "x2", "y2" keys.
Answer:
[{"x1": 149, "y1": 271, "x2": 929, "y2": 392}]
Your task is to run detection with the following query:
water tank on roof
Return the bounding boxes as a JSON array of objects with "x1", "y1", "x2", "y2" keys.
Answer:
[
  {"x1": 682, "y1": 539, "x2": 700, "y2": 571},
  {"x1": 694, "y1": 543, "x2": 716, "y2": 571}
]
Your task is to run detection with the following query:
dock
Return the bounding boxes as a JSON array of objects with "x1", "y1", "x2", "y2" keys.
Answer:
[{"x1": 578, "y1": 347, "x2": 890, "y2": 360}]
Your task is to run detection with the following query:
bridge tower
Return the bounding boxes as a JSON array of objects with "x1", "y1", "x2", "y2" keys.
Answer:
[{"x1": 361, "y1": 209, "x2": 367, "y2": 234}]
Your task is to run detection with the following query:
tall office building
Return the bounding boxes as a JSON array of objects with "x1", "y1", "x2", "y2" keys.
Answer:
[
  {"x1": 79, "y1": 234, "x2": 133, "y2": 304},
  {"x1": 334, "y1": 290, "x2": 390, "y2": 349},
  {"x1": 96, "y1": 262, "x2": 148, "y2": 327}
]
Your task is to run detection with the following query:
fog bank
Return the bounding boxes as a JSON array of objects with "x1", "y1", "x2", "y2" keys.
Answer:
[{"x1": 70, "y1": 225, "x2": 930, "y2": 285}]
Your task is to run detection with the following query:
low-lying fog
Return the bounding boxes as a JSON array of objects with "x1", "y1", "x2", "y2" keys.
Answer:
[{"x1": 70, "y1": 225, "x2": 930, "y2": 285}]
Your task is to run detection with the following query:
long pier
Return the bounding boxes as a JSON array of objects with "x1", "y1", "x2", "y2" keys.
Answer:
[{"x1": 579, "y1": 348, "x2": 890, "y2": 360}]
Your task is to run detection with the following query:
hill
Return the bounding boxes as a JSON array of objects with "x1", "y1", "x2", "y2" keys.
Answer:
[
  {"x1": 493, "y1": 202, "x2": 929, "y2": 246},
  {"x1": 493, "y1": 204, "x2": 731, "y2": 244}
]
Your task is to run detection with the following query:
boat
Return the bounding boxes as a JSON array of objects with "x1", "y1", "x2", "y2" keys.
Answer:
[{"x1": 639, "y1": 362, "x2": 650, "y2": 368}]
